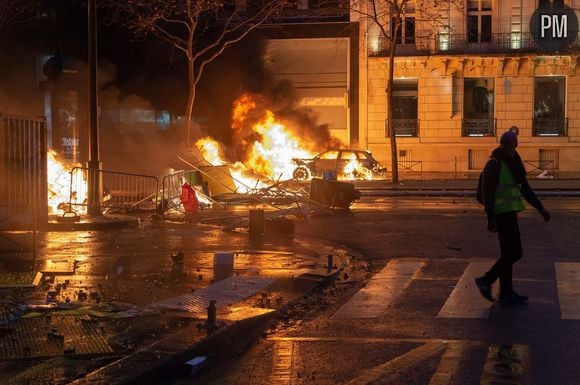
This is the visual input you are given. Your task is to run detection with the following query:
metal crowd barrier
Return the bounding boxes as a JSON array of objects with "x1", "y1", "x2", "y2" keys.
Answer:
[
  {"x1": 160, "y1": 170, "x2": 221, "y2": 219},
  {"x1": 67, "y1": 167, "x2": 159, "y2": 213}
]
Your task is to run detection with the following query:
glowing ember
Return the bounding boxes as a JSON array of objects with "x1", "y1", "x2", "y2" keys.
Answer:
[{"x1": 47, "y1": 149, "x2": 87, "y2": 214}]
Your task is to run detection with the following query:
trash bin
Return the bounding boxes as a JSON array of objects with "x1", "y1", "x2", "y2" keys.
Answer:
[{"x1": 310, "y1": 178, "x2": 361, "y2": 208}]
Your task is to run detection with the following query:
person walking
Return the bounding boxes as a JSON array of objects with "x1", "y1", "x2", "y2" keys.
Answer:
[{"x1": 475, "y1": 130, "x2": 551, "y2": 303}]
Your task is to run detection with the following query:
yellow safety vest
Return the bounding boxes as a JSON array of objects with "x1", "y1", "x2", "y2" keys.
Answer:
[{"x1": 494, "y1": 161, "x2": 525, "y2": 215}]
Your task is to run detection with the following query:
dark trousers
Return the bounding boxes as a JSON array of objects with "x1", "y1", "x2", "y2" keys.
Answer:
[{"x1": 483, "y1": 211, "x2": 523, "y2": 294}]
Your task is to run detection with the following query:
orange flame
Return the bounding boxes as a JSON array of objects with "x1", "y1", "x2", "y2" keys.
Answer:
[
  {"x1": 231, "y1": 96, "x2": 317, "y2": 180},
  {"x1": 343, "y1": 159, "x2": 373, "y2": 180},
  {"x1": 47, "y1": 150, "x2": 87, "y2": 214},
  {"x1": 193, "y1": 94, "x2": 376, "y2": 186},
  {"x1": 196, "y1": 137, "x2": 226, "y2": 166}
]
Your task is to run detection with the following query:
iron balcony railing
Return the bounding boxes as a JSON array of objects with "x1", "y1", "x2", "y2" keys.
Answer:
[
  {"x1": 371, "y1": 32, "x2": 580, "y2": 56},
  {"x1": 462, "y1": 117, "x2": 496, "y2": 137},
  {"x1": 372, "y1": 35, "x2": 432, "y2": 56},
  {"x1": 533, "y1": 117, "x2": 568, "y2": 136},
  {"x1": 385, "y1": 119, "x2": 420, "y2": 137}
]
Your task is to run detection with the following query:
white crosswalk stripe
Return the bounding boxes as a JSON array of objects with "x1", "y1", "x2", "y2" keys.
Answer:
[
  {"x1": 437, "y1": 261, "x2": 497, "y2": 319},
  {"x1": 335, "y1": 260, "x2": 580, "y2": 321},
  {"x1": 555, "y1": 262, "x2": 580, "y2": 319},
  {"x1": 332, "y1": 259, "x2": 424, "y2": 319}
]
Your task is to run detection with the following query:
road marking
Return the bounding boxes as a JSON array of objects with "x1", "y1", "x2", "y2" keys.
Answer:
[
  {"x1": 555, "y1": 262, "x2": 580, "y2": 319},
  {"x1": 437, "y1": 261, "x2": 496, "y2": 319},
  {"x1": 480, "y1": 344, "x2": 528, "y2": 385},
  {"x1": 269, "y1": 340, "x2": 294, "y2": 385},
  {"x1": 269, "y1": 336, "x2": 482, "y2": 345},
  {"x1": 345, "y1": 342, "x2": 447, "y2": 385},
  {"x1": 429, "y1": 341, "x2": 468, "y2": 385},
  {"x1": 332, "y1": 259, "x2": 424, "y2": 319}
]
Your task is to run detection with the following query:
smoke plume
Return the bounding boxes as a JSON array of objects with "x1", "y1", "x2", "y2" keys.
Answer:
[{"x1": 197, "y1": 35, "x2": 343, "y2": 164}]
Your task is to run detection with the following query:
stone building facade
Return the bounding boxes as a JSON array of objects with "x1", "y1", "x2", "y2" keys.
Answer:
[{"x1": 357, "y1": 0, "x2": 580, "y2": 177}]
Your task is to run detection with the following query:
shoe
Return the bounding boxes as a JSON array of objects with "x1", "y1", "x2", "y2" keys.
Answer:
[
  {"x1": 498, "y1": 292, "x2": 529, "y2": 303},
  {"x1": 475, "y1": 277, "x2": 494, "y2": 302}
]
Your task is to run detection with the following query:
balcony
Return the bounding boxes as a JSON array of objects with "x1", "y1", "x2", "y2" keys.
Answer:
[
  {"x1": 386, "y1": 119, "x2": 419, "y2": 137},
  {"x1": 279, "y1": 0, "x2": 350, "y2": 22},
  {"x1": 371, "y1": 35, "x2": 432, "y2": 57},
  {"x1": 533, "y1": 117, "x2": 567, "y2": 136},
  {"x1": 462, "y1": 117, "x2": 495, "y2": 137},
  {"x1": 370, "y1": 32, "x2": 580, "y2": 57},
  {"x1": 435, "y1": 33, "x2": 542, "y2": 54}
]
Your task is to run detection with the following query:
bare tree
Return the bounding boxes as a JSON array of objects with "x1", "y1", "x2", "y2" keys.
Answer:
[
  {"x1": 104, "y1": 0, "x2": 288, "y2": 146},
  {"x1": 351, "y1": 0, "x2": 461, "y2": 183},
  {"x1": 0, "y1": 0, "x2": 44, "y2": 32}
]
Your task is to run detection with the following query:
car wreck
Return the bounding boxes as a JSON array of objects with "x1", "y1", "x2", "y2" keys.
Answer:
[{"x1": 291, "y1": 149, "x2": 386, "y2": 181}]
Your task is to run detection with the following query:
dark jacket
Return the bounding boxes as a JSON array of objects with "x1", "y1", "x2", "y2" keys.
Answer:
[{"x1": 482, "y1": 148, "x2": 544, "y2": 218}]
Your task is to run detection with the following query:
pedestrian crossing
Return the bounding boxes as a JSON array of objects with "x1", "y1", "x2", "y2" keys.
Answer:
[
  {"x1": 555, "y1": 262, "x2": 580, "y2": 320},
  {"x1": 333, "y1": 259, "x2": 580, "y2": 320},
  {"x1": 437, "y1": 261, "x2": 496, "y2": 319},
  {"x1": 332, "y1": 259, "x2": 424, "y2": 319}
]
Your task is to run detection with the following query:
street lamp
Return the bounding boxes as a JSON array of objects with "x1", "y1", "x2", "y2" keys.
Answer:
[{"x1": 87, "y1": 0, "x2": 101, "y2": 217}]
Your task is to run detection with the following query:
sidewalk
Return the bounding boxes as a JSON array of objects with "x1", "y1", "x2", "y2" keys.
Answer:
[
  {"x1": 353, "y1": 177, "x2": 580, "y2": 196},
  {"x1": 0, "y1": 221, "x2": 351, "y2": 385}
]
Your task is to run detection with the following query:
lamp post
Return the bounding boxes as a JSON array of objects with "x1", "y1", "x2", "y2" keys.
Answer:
[{"x1": 87, "y1": 0, "x2": 101, "y2": 217}]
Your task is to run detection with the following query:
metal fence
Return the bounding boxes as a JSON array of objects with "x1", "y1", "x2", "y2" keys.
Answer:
[
  {"x1": 0, "y1": 114, "x2": 47, "y2": 228},
  {"x1": 160, "y1": 170, "x2": 222, "y2": 218},
  {"x1": 67, "y1": 167, "x2": 159, "y2": 213}
]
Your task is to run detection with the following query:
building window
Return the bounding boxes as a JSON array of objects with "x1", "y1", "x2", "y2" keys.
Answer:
[
  {"x1": 392, "y1": 1, "x2": 415, "y2": 45},
  {"x1": 467, "y1": 0, "x2": 492, "y2": 43},
  {"x1": 468, "y1": 149, "x2": 489, "y2": 170},
  {"x1": 389, "y1": 79, "x2": 419, "y2": 137},
  {"x1": 307, "y1": 0, "x2": 339, "y2": 9},
  {"x1": 539, "y1": 149, "x2": 559, "y2": 171},
  {"x1": 534, "y1": 77, "x2": 566, "y2": 136},
  {"x1": 437, "y1": 6, "x2": 451, "y2": 51},
  {"x1": 463, "y1": 78, "x2": 494, "y2": 136},
  {"x1": 510, "y1": 3, "x2": 522, "y2": 49}
]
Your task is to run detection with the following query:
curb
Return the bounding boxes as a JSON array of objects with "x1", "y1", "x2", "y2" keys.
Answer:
[
  {"x1": 45, "y1": 215, "x2": 140, "y2": 231},
  {"x1": 70, "y1": 250, "x2": 345, "y2": 384},
  {"x1": 360, "y1": 189, "x2": 580, "y2": 197}
]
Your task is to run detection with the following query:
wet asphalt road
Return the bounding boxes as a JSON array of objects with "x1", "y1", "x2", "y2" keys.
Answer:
[{"x1": 175, "y1": 196, "x2": 580, "y2": 385}]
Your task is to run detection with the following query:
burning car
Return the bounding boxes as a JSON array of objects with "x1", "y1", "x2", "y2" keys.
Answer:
[{"x1": 291, "y1": 149, "x2": 386, "y2": 181}]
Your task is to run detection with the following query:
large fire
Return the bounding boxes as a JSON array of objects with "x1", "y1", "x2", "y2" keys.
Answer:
[
  {"x1": 47, "y1": 150, "x2": 87, "y2": 214},
  {"x1": 194, "y1": 93, "x2": 377, "y2": 187},
  {"x1": 231, "y1": 94, "x2": 317, "y2": 180}
]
